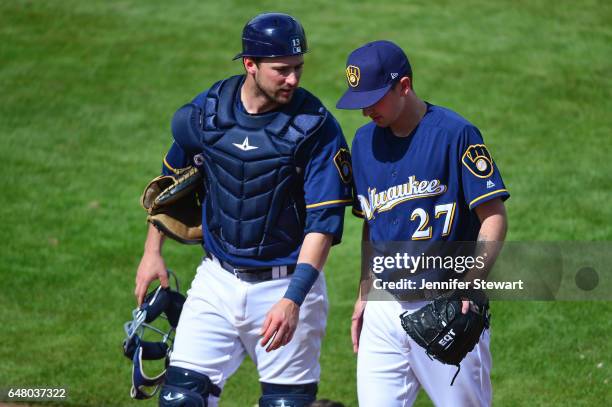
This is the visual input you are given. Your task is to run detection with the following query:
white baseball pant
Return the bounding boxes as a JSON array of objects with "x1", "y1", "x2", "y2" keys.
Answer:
[
  {"x1": 170, "y1": 257, "x2": 328, "y2": 407},
  {"x1": 357, "y1": 299, "x2": 492, "y2": 407}
]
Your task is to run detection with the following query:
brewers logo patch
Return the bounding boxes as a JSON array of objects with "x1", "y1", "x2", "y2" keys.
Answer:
[
  {"x1": 346, "y1": 65, "x2": 360, "y2": 88},
  {"x1": 462, "y1": 144, "x2": 494, "y2": 178},
  {"x1": 334, "y1": 148, "x2": 353, "y2": 184}
]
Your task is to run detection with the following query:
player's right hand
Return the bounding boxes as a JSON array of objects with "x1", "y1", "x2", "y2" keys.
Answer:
[
  {"x1": 351, "y1": 298, "x2": 367, "y2": 353},
  {"x1": 134, "y1": 251, "x2": 169, "y2": 306},
  {"x1": 260, "y1": 298, "x2": 300, "y2": 352}
]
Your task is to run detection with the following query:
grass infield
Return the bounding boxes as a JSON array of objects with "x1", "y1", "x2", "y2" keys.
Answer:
[{"x1": 1, "y1": 0, "x2": 611, "y2": 406}]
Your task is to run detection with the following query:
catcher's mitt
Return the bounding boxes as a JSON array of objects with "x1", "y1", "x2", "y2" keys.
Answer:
[
  {"x1": 141, "y1": 166, "x2": 204, "y2": 244},
  {"x1": 399, "y1": 290, "x2": 490, "y2": 385}
]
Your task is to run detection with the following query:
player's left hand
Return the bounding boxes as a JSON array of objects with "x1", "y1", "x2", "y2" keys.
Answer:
[
  {"x1": 351, "y1": 298, "x2": 367, "y2": 353},
  {"x1": 260, "y1": 298, "x2": 300, "y2": 352}
]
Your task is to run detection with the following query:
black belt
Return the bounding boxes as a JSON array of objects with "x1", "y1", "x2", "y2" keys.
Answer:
[{"x1": 206, "y1": 253, "x2": 296, "y2": 283}]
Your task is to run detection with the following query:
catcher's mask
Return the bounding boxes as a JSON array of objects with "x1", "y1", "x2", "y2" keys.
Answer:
[{"x1": 122, "y1": 271, "x2": 186, "y2": 399}]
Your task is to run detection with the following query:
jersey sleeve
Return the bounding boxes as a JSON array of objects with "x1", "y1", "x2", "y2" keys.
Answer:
[
  {"x1": 304, "y1": 206, "x2": 346, "y2": 245},
  {"x1": 298, "y1": 114, "x2": 353, "y2": 241},
  {"x1": 301, "y1": 115, "x2": 353, "y2": 211},
  {"x1": 456, "y1": 125, "x2": 510, "y2": 209},
  {"x1": 160, "y1": 89, "x2": 211, "y2": 176},
  {"x1": 161, "y1": 142, "x2": 190, "y2": 175}
]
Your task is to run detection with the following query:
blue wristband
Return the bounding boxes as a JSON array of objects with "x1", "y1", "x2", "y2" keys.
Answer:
[{"x1": 283, "y1": 263, "x2": 320, "y2": 306}]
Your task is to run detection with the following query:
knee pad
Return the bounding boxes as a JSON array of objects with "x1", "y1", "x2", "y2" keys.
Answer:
[
  {"x1": 159, "y1": 366, "x2": 221, "y2": 407},
  {"x1": 259, "y1": 382, "x2": 317, "y2": 407}
]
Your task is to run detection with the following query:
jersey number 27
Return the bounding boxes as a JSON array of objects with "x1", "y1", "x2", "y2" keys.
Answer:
[{"x1": 410, "y1": 203, "x2": 456, "y2": 240}]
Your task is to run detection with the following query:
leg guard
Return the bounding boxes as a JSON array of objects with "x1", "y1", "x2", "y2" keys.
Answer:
[
  {"x1": 159, "y1": 366, "x2": 221, "y2": 407},
  {"x1": 259, "y1": 382, "x2": 317, "y2": 407}
]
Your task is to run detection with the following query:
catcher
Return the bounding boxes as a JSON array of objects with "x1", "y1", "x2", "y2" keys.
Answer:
[
  {"x1": 336, "y1": 41, "x2": 509, "y2": 406},
  {"x1": 135, "y1": 13, "x2": 352, "y2": 407}
]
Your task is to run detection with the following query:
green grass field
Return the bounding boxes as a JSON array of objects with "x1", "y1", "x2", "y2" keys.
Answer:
[{"x1": 1, "y1": 0, "x2": 611, "y2": 406}]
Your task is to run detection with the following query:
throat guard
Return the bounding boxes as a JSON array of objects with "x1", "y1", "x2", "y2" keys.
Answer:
[{"x1": 172, "y1": 75, "x2": 327, "y2": 258}]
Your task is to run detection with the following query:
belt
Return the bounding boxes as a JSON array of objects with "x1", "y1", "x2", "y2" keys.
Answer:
[{"x1": 206, "y1": 253, "x2": 296, "y2": 283}]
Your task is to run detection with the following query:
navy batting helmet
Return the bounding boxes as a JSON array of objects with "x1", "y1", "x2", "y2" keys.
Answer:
[{"x1": 233, "y1": 13, "x2": 307, "y2": 60}]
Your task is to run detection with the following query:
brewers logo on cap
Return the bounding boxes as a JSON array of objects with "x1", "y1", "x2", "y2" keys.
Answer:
[{"x1": 346, "y1": 65, "x2": 360, "y2": 87}]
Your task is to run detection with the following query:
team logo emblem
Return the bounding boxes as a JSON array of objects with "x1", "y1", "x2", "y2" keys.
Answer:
[
  {"x1": 462, "y1": 144, "x2": 494, "y2": 178},
  {"x1": 163, "y1": 392, "x2": 182, "y2": 401},
  {"x1": 334, "y1": 148, "x2": 353, "y2": 184},
  {"x1": 233, "y1": 137, "x2": 258, "y2": 151},
  {"x1": 346, "y1": 65, "x2": 360, "y2": 87}
]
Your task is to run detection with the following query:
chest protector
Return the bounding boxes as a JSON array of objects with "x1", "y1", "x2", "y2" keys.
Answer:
[{"x1": 171, "y1": 75, "x2": 327, "y2": 258}]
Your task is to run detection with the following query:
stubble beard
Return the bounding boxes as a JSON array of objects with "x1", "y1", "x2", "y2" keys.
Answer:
[{"x1": 254, "y1": 75, "x2": 292, "y2": 106}]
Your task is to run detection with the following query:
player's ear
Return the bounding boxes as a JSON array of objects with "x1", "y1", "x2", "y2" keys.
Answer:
[
  {"x1": 243, "y1": 57, "x2": 258, "y2": 75},
  {"x1": 399, "y1": 77, "x2": 412, "y2": 94}
]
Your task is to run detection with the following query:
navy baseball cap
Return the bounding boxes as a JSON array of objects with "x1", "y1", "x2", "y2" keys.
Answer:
[{"x1": 336, "y1": 40, "x2": 412, "y2": 110}]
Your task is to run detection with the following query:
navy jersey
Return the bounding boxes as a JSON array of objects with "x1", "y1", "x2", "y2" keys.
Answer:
[
  {"x1": 163, "y1": 87, "x2": 352, "y2": 267},
  {"x1": 352, "y1": 103, "x2": 509, "y2": 243}
]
